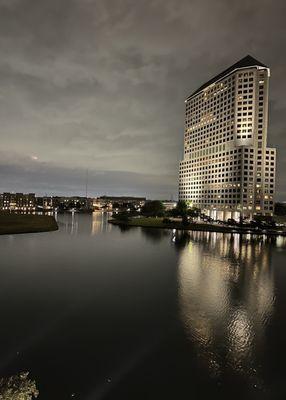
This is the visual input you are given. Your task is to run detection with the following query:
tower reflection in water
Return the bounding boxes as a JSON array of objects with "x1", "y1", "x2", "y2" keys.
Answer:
[{"x1": 174, "y1": 231, "x2": 286, "y2": 388}]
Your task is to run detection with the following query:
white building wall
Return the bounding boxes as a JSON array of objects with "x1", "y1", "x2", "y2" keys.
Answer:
[{"x1": 179, "y1": 58, "x2": 276, "y2": 220}]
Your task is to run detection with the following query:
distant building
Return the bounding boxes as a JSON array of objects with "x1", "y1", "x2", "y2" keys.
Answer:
[
  {"x1": 0, "y1": 192, "x2": 36, "y2": 211},
  {"x1": 162, "y1": 201, "x2": 177, "y2": 210},
  {"x1": 179, "y1": 55, "x2": 276, "y2": 220},
  {"x1": 36, "y1": 196, "x2": 53, "y2": 211},
  {"x1": 0, "y1": 193, "x2": 146, "y2": 213},
  {"x1": 42, "y1": 196, "x2": 93, "y2": 211},
  {"x1": 93, "y1": 196, "x2": 146, "y2": 210}
]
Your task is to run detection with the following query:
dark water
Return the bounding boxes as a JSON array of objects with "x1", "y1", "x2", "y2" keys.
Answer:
[{"x1": 0, "y1": 213, "x2": 286, "y2": 399}]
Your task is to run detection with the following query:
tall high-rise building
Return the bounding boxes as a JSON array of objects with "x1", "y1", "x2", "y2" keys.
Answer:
[{"x1": 179, "y1": 55, "x2": 276, "y2": 220}]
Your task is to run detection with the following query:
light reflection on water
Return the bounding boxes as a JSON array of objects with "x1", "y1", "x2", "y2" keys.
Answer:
[
  {"x1": 0, "y1": 214, "x2": 286, "y2": 399},
  {"x1": 175, "y1": 231, "x2": 279, "y2": 387},
  {"x1": 57, "y1": 211, "x2": 113, "y2": 236}
]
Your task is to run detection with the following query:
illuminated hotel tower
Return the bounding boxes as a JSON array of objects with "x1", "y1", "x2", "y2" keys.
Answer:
[{"x1": 179, "y1": 55, "x2": 276, "y2": 220}]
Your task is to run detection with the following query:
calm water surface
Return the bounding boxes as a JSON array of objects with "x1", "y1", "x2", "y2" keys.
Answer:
[{"x1": 0, "y1": 213, "x2": 286, "y2": 399}]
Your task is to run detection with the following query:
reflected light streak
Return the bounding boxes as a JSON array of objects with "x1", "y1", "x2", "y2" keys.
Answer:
[{"x1": 176, "y1": 231, "x2": 277, "y2": 384}]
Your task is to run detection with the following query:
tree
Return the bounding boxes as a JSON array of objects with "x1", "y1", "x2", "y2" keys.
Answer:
[
  {"x1": 141, "y1": 201, "x2": 165, "y2": 217},
  {"x1": 0, "y1": 372, "x2": 39, "y2": 400},
  {"x1": 112, "y1": 212, "x2": 130, "y2": 223},
  {"x1": 75, "y1": 201, "x2": 81, "y2": 210},
  {"x1": 182, "y1": 214, "x2": 189, "y2": 226},
  {"x1": 254, "y1": 215, "x2": 276, "y2": 227},
  {"x1": 176, "y1": 200, "x2": 188, "y2": 216},
  {"x1": 187, "y1": 207, "x2": 200, "y2": 218},
  {"x1": 275, "y1": 202, "x2": 286, "y2": 216},
  {"x1": 168, "y1": 208, "x2": 179, "y2": 217}
]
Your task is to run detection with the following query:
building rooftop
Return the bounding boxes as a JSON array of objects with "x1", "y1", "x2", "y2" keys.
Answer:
[{"x1": 187, "y1": 55, "x2": 267, "y2": 99}]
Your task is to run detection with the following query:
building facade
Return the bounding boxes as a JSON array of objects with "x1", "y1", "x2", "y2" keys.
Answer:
[
  {"x1": 0, "y1": 192, "x2": 36, "y2": 211},
  {"x1": 93, "y1": 196, "x2": 146, "y2": 211},
  {"x1": 179, "y1": 55, "x2": 276, "y2": 220}
]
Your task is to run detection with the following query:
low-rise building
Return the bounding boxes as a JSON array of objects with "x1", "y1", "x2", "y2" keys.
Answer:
[
  {"x1": 93, "y1": 196, "x2": 146, "y2": 211},
  {"x1": 0, "y1": 192, "x2": 36, "y2": 211},
  {"x1": 162, "y1": 201, "x2": 177, "y2": 210}
]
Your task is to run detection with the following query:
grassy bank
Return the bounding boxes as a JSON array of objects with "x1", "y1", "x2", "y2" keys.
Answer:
[
  {"x1": 0, "y1": 214, "x2": 58, "y2": 235},
  {"x1": 109, "y1": 217, "x2": 286, "y2": 236},
  {"x1": 110, "y1": 217, "x2": 235, "y2": 232}
]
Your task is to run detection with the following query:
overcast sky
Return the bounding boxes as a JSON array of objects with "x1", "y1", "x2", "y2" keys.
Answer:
[{"x1": 0, "y1": 0, "x2": 285, "y2": 199}]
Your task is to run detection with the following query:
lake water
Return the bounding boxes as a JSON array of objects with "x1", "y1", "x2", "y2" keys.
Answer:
[{"x1": 0, "y1": 212, "x2": 286, "y2": 399}]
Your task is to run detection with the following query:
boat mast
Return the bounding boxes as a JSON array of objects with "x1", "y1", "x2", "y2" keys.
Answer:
[{"x1": 85, "y1": 169, "x2": 88, "y2": 208}]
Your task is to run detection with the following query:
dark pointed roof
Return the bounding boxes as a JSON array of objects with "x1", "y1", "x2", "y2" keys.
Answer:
[{"x1": 187, "y1": 55, "x2": 268, "y2": 99}]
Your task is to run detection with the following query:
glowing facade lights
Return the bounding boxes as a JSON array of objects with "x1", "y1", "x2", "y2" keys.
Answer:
[{"x1": 179, "y1": 56, "x2": 276, "y2": 220}]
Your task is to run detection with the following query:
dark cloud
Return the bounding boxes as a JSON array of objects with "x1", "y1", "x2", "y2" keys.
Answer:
[
  {"x1": 0, "y1": 151, "x2": 176, "y2": 198},
  {"x1": 0, "y1": 0, "x2": 285, "y2": 199}
]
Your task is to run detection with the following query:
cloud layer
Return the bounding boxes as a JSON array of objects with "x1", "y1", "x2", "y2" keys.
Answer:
[{"x1": 0, "y1": 0, "x2": 285, "y2": 199}]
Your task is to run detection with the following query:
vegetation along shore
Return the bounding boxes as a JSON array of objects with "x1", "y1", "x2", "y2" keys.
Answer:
[{"x1": 109, "y1": 200, "x2": 286, "y2": 236}]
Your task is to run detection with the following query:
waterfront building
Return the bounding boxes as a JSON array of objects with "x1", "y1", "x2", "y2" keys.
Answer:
[
  {"x1": 162, "y1": 201, "x2": 177, "y2": 210},
  {"x1": 179, "y1": 55, "x2": 276, "y2": 220},
  {"x1": 36, "y1": 196, "x2": 53, "y2": 211},
  {"x1": 93, "y1": 196, "x2": 146, "y2": 210},
  {"x1": 63, "y1": 196, "x2": 92, "y2": 210},
  {"x1": 0, "y1": 192, "x2": 36, "y2": 211}
]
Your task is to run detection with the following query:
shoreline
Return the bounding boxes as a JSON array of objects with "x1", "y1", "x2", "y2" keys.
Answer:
[
  {"x1": 109, "y1": 218, "x2": 286, "y2": 237},
  {"x1": 0, "y1": 214, "x2": 58, "y2": 235}
]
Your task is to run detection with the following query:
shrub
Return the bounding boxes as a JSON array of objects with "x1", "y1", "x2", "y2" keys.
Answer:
[
  {"x1": 113, "y1": 212, "x2": 130, "y2": 223},
  {"x1": 227, "y1": 218, "x2": 237, "y2": 226},
  {"x1": 182, "y1": 215, "x2": 189, "y2": 226},
  {"x1": 0, "y1": 372, "x2": 39, "y2": 400},
  {"x1": 176, "y1": 200, "x2": 188, "y2": 216},
  {"x1": 141, "y1": 201, "x2": 165, "y2": 217}
]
